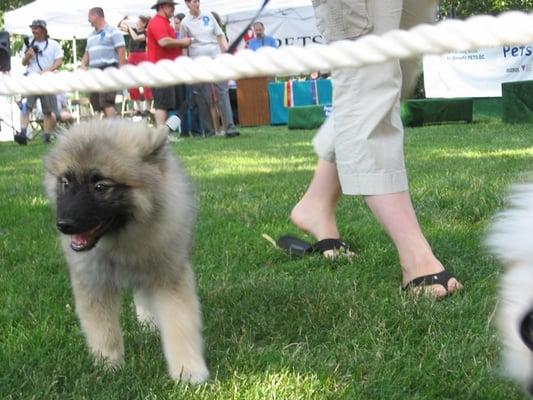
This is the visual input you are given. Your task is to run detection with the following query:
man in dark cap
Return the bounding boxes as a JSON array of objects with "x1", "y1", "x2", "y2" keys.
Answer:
[{"x1": 15, "y1": 19, "x2": 63, "y2": 145}]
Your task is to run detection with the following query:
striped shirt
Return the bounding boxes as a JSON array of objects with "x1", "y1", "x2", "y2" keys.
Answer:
[{"x1": 86, "y1": 24, "x2": 125, "y2": 68}]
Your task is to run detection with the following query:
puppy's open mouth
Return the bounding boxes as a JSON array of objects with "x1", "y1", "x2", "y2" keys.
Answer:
[{"x1": 70, "y1": 219, "x2": 114, "y2": 252}]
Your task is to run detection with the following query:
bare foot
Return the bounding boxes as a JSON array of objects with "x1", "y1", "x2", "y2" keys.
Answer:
[
  {"x1": 290, "y1": 199, "x2": 353, "y2": 258},
  {"x1": 290, "y1": 199, "x2": 340, "y2": 241}
]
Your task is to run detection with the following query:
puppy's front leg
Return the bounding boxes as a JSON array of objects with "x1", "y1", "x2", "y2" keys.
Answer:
[
  {"x1": 71, "y1": 278, "x2": 124, "y2": 368},
  {"x1": 150, "y1": 276, "x2": 209, "y2": 384},
  {"x1": 134, "y1": 288, "x2": 158, "y2": 330}
]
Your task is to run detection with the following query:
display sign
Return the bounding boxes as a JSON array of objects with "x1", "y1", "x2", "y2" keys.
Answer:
[{"x1": 423, "y1": 45, "x2": 533, "y2": 98}]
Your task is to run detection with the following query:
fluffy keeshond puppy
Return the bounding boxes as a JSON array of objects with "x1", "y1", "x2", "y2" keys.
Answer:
[
  {"x1": 485, "y1": 183, "x2": 533, "y2": 395},
  {"x1": 43, "y1": 119, "x2": 209, "y2": 384}
]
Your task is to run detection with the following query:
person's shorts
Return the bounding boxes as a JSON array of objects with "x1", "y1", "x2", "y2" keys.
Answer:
[
  {"x1": 152, "y1": 85, "x2": 185, "y2": 111},
  {"x1": 89, "y1": 91, "x2": 117, "y2": 112},
  {"x1": 311, "y1": 0, "x2": 412, "y2": 195},
  {"x1": 26, "y1": 94, "x2": 58, "y2": 115},
  {"x1": 88, "y1": 63, "x2": 119, "y2": 112}
]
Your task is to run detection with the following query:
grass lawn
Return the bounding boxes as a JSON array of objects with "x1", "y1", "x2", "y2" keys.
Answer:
[{"x1": 1, "y1": 119, "x2": 532, "y2": 399}]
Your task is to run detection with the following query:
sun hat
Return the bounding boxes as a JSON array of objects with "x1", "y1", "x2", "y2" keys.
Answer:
[
  {"x1": 29, "y1": 19, "x2": 47, "y2": 30},
  {"x1": 150, "y1": 0, "x2": 178, "y2": 9}
]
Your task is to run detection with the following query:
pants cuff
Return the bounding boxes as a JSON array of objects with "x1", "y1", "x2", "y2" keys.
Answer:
[{"x1": 339, "y1": 170, "x2": 409, "y2": 195}]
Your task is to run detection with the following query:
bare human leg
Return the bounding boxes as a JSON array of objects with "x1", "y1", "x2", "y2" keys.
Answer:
[
  {"x1": 291, "y1": 159, "x2": 462, "y2": 298},
  {"x1": 103, "y1": 105, "x2": 117, "y2": 118},
  {"x1": 155, "y1": 109, "x2": 168, "y2": 127},
  {"x1": 290, "y1": 158, "x2": 341, "y2": 241},
  {"x1": 43, "y1": 111, "x2": 56, "y2": 143},
  {"x1": 365, "y1": 192, "x2": 462, "y2": 298}
]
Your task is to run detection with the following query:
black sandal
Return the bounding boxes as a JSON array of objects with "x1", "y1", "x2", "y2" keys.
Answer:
[
  {"x1": 273, "y1": 235, "x2": 354, "y2": 258},
  {"x1": 402, "y1": 270, "x2": 457, "y2": 294}
]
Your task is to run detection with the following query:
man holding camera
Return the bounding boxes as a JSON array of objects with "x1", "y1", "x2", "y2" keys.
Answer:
[{"x1": 15, "y1": 19, "x2": 63, "y2": 145}]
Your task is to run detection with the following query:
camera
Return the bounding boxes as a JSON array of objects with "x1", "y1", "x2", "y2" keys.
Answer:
[{"x1": 23, "y1": 36, "x2": 40, "y2": 54}]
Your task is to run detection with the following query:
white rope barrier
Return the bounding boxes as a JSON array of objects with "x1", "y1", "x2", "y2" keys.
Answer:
[{"x1": 2, "y1": 11, "x2": 533, "y2": 96}]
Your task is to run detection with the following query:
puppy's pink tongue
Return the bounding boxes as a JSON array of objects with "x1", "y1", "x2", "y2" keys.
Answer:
[{"x1": 71, "y1": 234, "x2": 90, "y2": 248}]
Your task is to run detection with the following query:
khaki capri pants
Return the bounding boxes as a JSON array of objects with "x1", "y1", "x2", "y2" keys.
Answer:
[{"x1": 312, "y1": 0, "x2": 439, "y2": 195}]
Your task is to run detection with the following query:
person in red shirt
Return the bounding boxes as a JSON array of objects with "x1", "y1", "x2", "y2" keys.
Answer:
[
  {"x1": 146, "y1": 0, "x2": 192, "y2": 126},
  {"x1": 119, "y1": 15, "x2": 153, "y2": 117}
]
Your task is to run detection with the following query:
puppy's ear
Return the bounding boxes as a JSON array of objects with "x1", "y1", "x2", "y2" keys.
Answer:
[{"x1": 142, "y1": 126, "x2": 169, "y2": 162}]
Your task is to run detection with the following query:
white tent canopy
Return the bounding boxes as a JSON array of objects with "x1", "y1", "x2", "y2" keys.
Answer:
[{"x1": 4, "y1": 0, "x2": 317, "y2": 43}]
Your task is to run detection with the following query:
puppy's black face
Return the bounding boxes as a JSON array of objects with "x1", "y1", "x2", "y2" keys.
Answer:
[{"x1": 55, "y1": 169, "x2": 131, "y2": 251}]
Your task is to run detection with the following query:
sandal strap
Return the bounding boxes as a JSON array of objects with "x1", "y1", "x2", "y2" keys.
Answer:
[
  {"x1": 311, "y1": 238, "x2": 350, "y2": 254},
  {"x1": 403, "y1": 270, "x2": 454, "y2": 291}
]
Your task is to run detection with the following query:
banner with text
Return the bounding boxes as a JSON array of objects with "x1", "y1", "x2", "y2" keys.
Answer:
[{"x1": 423, "y1": 45, "x2": 533, "y2": 98}]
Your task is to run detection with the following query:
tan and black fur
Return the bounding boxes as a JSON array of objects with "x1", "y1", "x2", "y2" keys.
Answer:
[{"x1": 43, "y1": 119, "x2": 208, "y2": 383}]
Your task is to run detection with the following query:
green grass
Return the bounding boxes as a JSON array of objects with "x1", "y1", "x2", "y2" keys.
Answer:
[{"x1": 1, "y1": 120, "x2": 532, "y2": 399}]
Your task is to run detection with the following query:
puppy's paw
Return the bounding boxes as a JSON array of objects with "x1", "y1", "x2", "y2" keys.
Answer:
[
  {"x1": 170, "y1": 363, "x2": 209, "y2": 384},
  {"x1": 135, "y1": 302, "x2": 158, "y2": 331},
  {"x1": 92, "y1": 349, "x2": 125, "y2": 370},
  {"x1": 137, "y1": 316, "x2": 158, "y2": 332}
]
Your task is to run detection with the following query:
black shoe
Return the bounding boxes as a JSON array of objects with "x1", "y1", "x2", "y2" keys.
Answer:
[
  {"x1": 14, "y1": 134, "x2": 28, "y2": 145},
  {"x1": 43, "y1": 133, "x2": 51, "y2": 144},
  {"x1": 226, "y1": 130, "x2": 240, "y2": 138}
]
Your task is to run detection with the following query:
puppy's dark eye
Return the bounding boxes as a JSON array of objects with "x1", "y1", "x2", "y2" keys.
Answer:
[
  {"x1": 94, "y1": 182, "x2": 112, "y2": 193},
  {"x1": 60, "y1": 177, "x2": 70, "y2": 190}
]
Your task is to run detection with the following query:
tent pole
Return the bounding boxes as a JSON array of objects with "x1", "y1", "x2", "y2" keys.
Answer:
[
  {"x1": 72, "y1": 37, "x2": 77, "y2": 69},
  {"x1": 73, "y1": 36, "x2": 80, "y2": 122}
]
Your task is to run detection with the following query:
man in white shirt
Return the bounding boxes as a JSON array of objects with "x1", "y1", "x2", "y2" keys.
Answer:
[
  {"x1": 180, "y1": 0, "x2": 239, "y2": 137},
  {"x1": 15, "y1": 19, "x2": 63, "y2": 145}
]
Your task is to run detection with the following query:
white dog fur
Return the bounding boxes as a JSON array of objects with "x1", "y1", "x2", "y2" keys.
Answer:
[{"x1": 486, "y1": 183, "x2": 533, "y2": 392}]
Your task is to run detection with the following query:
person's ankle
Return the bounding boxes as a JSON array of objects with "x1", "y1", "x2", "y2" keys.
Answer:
[
  {"x1": 290, "y1": 202, "x2": 339, "y2": 241},
  {"x1": 400, "y1": 248, "x2": 442, "y2": 276}
]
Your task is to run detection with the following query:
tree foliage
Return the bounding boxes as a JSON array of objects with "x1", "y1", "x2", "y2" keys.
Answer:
[
  {"x1": 3, "y1": 0, "x2": 533, "y2": 28},
  {"x1": 0, "y1": 0, "x2": 33, "y2": 28},
  {"x1": 438, "y1": 0, "x2": 533, "y2": 19},
  {"x1": 1, "y1": 0, "x2": 86, "y2": 67}
]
